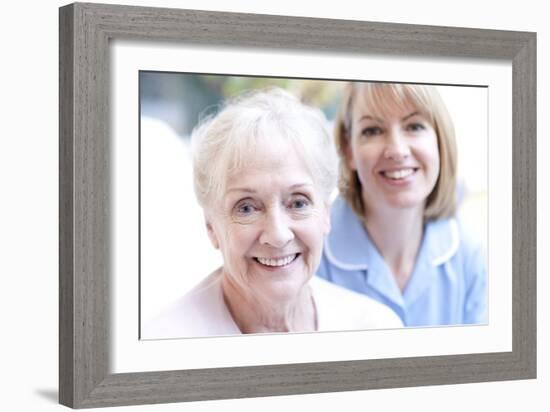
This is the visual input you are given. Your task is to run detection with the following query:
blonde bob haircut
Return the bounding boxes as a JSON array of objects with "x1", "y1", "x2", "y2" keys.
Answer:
[
  {"x1": 334, "y1": 82, "x2": 458, "y2": 221},
  {"x1": 191, "y1": 87, "x2": 338, "y2": 210}
]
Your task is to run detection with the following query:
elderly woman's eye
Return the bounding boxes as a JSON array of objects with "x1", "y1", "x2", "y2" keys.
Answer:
[
  {"x1": 289, "y1": 196, "x2": 311, "y2": 210},
  {"x1": 234, "y1": 201, "x2": 257, "y2": 215},
  {"x1": 239, "y1": 205, "x2": 253, "y2": 213}
]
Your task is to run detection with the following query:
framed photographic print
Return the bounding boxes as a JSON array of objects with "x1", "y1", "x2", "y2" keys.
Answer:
[
  {"x1": 137, "y1": 72, "x2": 488, "y2": 343},
  {"x1": 59, "y1": 2, "x2": 536, "y2": 408}
]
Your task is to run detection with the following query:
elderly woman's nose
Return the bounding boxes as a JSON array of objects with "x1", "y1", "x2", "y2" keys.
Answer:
[
  {"x1": 259, "y1": 208, "x2": 294, "y2": 248},
  {"x1": 383, "y1": 129, "x2": 411, "y2": 161}
]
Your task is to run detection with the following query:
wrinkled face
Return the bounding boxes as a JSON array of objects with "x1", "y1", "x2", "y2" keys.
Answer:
[
  {"x1": 206, "y1": 141, "x2": 330, "y2": 304},
  {"x1": 347, "y1": 95, "x2": 440, "y2": 215}
]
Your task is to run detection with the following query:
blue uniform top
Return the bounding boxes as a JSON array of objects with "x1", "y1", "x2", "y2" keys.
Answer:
[{"x1": 317, "y1": 196, "x2": 487, "y2": 327}]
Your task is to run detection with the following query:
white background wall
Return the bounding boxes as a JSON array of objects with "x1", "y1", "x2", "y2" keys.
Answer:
[{"x1": 0, "y1": 0, "x2": 546, "y2": 410}]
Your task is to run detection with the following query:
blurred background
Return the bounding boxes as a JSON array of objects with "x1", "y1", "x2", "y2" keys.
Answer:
[
  {"x1": 140, "y1": 72, "x2": 344, "y2": 137},
  {"x1": 139, "y1": 72, "x2": 488, "y2": 329}
]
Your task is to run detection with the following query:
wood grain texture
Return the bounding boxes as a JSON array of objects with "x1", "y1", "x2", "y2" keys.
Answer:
[
  {"x1": 59, "y1": 4, "x2": 75, "y2": 407},
  {"x1": 512, "y1": 34, "x2": 537, "y2": 376},
  {"x1": 59, "y1": 2, "x2": 537, "y2": 408}
]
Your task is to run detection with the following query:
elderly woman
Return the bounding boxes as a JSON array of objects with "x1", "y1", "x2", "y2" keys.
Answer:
[
  {"x1": 317, "y1": 82, "x2": 487, "y2": 326},
  {"x1": 145, "y1": 88, "x2": 402, "y2": 338}
]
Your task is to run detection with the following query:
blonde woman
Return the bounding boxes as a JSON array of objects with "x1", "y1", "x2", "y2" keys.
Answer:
[{"x1": 317, "y1": 83, "x2": 487, "y2": 327}]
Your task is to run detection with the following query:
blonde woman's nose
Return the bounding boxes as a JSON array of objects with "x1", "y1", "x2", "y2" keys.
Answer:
[
  {"x1": 384, "y1": 129, "x2": 411, "y2": 161},
  {"x1": 259, "y1": 207, "x2": 294, "y2": 248}
]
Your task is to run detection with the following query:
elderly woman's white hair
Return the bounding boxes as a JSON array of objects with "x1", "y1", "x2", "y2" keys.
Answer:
[{"x1": 191, "y1": 87, "x2": 338, "y2": 209}]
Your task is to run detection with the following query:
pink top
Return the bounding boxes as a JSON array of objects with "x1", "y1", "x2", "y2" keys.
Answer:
[{"x1": 142, "y1": 268, "x2": 403, "y2": 339}]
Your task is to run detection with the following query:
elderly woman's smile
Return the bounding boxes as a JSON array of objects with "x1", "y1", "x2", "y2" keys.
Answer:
[{"x1": 253, "y1": 254, "x2": 299, "y2": 268}]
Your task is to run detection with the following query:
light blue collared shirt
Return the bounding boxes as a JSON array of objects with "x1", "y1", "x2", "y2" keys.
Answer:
[{"x1": 317, "y1": 196, "x2": 487, "y2": 327}]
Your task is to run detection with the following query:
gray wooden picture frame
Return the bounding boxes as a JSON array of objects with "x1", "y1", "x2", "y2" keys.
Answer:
[{"x1": 59, "y1": 2, "x2": 536, "y2": 408}]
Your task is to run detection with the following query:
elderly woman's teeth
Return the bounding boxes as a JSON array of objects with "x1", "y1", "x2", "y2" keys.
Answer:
[{"x1": 256, "y1": 254, "x2": 297, "y2": 267}]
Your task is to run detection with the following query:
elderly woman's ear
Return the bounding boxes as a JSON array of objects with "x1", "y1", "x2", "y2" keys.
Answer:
[{"x1": 205, "y1": 220, "x2": 220, "y2": 249}]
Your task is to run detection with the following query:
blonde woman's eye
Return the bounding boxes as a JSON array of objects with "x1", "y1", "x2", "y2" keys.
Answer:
[
  {"x1": 361, "y1": 126, "x2": 382, "y2": 137},
  {"x1": 407, "y1": 122, "x2": 426, "y2": 132}
]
